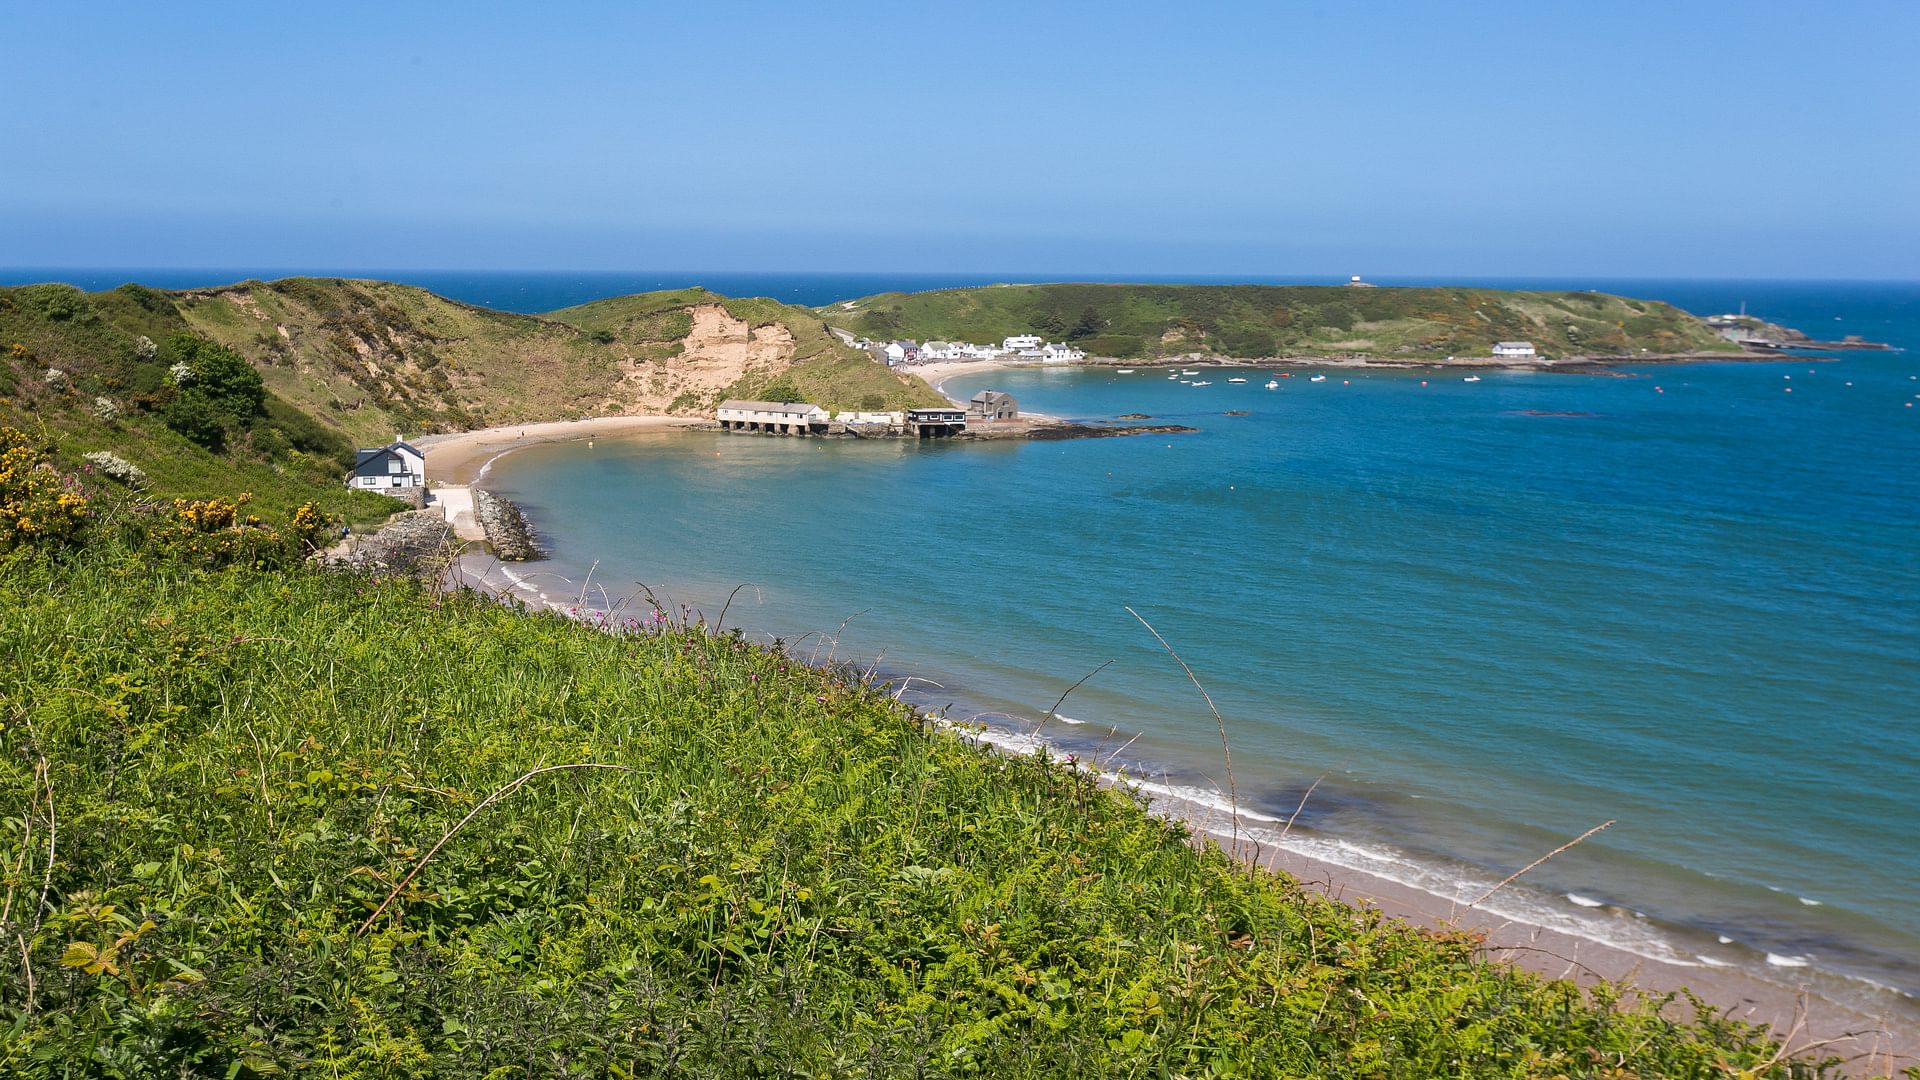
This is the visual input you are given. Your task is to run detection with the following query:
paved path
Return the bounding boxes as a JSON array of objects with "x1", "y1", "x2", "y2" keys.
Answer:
[{"x1": 427, "y1": 485, "x2": 485, "y2": 542}]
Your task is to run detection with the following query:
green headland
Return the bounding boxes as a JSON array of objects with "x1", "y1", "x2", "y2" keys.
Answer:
[{"x1": 822, "y1": 282, "x2": 1735, "y2": 362}]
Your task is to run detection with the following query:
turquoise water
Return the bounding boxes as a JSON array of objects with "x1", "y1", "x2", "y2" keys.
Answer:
[{"x1": 485, "y1": 285, "x2": 1920, "y2": 1018}]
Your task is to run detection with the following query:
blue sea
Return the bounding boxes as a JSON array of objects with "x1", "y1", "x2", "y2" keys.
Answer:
[{"x1": 12, "y1": 266, "x2": 1919, "y2": 1021}]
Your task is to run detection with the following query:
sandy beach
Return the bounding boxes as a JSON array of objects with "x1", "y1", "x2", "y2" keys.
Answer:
[
  {"x1": 413, "y1": 414, "x2": 704, "y2": 485},
  {"x1": 907, "y1": 359, "x2": 1023, "y2": 398}
]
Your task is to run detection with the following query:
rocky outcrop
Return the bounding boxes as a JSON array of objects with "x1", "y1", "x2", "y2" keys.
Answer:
[
  {"x1": 473, "y1": 488, "x2": 541, "y2": 561},
  {"x1": 323, "y1": 510, "x2": 454, "y2": 575}
]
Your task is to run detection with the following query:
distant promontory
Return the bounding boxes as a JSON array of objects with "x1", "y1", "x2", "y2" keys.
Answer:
[{"x1": 819, "y1": 282, "x2": 1747, "y2": 364}]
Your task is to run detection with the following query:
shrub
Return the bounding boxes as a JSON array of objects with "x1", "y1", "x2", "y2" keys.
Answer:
[
  {"x1": 0, "y1": 427, "x2": 90, "y2": 555},
  {"x1": 81, "y1": 450, "x2": 145, "y2": 487},
  {"x1": 142, "y1": 495, "x2": 337, "y2": 569},
  {"x1": 163, "y1": 391, "x2": 229, "y2": 452}
]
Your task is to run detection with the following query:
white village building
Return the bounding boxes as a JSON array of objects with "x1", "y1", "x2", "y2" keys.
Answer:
[{"x1": 1491, "y1": 341, "x2": 1538, "y2": 359}]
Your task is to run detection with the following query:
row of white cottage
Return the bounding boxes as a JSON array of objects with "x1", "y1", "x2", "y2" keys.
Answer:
[{"x1": 883, "y1": 335, "x2": 1086, "y2": 366}]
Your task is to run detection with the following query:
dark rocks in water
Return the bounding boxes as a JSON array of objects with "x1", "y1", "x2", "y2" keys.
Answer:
[
  {"x1": 1117, "y1": 413, "x2": 1153, "y2": 420},
  {"x1": 1511, "y1": 409, "x2": 1597, "y2": 418},
  {"x1": 1222, "y1": 410, "x2": 1250, "y2": 416},
  {"x1": 473, "y1": 488, "x2": 543, "y2": 561},
  {"x1": 1027, "y1": 423, "x2": 1199, "y2": 441}
]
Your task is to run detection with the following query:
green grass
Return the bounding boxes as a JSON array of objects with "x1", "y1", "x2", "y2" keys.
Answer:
[
  {"x1": 0, "y1": 285, "x2": 398, "y2": 526},
  {"x1": 0, "y1": 516, "x2": 1854, "y2": 1076},
  {"x1": 821, "y1": 283, "x2": 1733, "y2": 361}
]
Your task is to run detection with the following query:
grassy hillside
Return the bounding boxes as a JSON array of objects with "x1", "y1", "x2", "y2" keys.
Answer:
[
  {"x1": 0, "y1": 283, "x2": 399, "y2": 525},
  {"x1": 822, "y1": 283, "x2": 1733, "y2": 361},
  {"x1": 0, "y1": 440, "x2": 1845, "y2": 1078},
  {"x1": 10, "y1": 276, "x2": 943, "y2": 458},
  {"x1": 162, "y1": 278, "x2": 941, "y2": 437}
]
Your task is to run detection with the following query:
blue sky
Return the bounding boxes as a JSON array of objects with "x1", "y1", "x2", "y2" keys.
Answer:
[{"x1": 4, "y1": 1, "x2": 1916, "y2": 278}]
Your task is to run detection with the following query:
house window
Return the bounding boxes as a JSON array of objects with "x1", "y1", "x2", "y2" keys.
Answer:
[{"x1": 388, "y1": 459, "x2": 403, "y2": 474}]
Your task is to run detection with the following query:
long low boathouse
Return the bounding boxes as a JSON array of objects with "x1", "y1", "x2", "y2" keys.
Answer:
[
  {"x1": 717, "y1": 400, "x2": 831, "y2": 435},
  {"x1": 906, "y1": 407, "x2": 967, "y2": 438}
]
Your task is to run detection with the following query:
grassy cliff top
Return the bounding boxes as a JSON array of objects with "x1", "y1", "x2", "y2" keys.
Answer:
[
  {"x1": 821, "y1": 282, "x2": 1733, "y2": 362},
  {"x1": 0, "y1": 456, "x2": 1825, "y2": 1074}
]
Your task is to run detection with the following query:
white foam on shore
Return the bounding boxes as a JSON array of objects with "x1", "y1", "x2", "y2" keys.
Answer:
[
  {"x1": 1799, "y1": 896, "x2": 1824, "y2": 906},
  {"x1": 1119, "y1": 776, "x2": 1286, "y2": 823},
  {"x1": 941, "y1": 713, "x2": 1712, "y2": 972},
  {"x1": 1566, "y1": 893, "x2": 1606, "y2": 908},
  {"x1": 496, "y1": 566, "x2": 544, "y2": 597},
  {"x1": 1767, "y1": 953, "x2": 1812, "y2": 968}
]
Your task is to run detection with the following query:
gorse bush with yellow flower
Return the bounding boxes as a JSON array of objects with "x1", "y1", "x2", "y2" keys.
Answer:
[
  {"x1": 1, "y1": 427, "x2": 337, "y2": 567},
  {"x1": 0, "y1": 426, "x2": 91, "y2": 555},
  {"x1": 140, "y1": 494, "x2": 338, "y2": 569}
]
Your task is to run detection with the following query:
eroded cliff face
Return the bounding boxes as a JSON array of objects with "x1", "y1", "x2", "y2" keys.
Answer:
[{"x1": 609, "y1": 304, "x2": 800, "y2": 416}]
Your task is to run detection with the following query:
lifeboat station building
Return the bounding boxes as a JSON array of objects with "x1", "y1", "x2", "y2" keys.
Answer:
[
  {"x1": 905, "y1": 407, "x2": 967, "y2": 437},
  {"x1": 717, "y1": 400, "x2": 831, "y2": 434}
]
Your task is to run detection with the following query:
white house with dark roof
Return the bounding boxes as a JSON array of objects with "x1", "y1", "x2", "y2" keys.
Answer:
[
  {"x1": 1491, "y1": 341, "x2": 1538, "y2": 359},
  {"x1": 348, "y1": 439, "x2": 426, "y2": 493}
]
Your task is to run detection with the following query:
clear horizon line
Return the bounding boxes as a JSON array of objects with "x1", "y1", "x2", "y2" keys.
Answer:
[{"x1": 2, "y1": 265, "x2": 1917, "y2": 286}]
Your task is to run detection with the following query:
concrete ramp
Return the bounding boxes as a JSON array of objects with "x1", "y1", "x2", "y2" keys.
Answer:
[{"x1": 427, "y1": 485, "x2": 485, "y2": 542}]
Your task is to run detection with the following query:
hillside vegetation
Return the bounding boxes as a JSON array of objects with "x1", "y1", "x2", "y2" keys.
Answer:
[
  {"x1": 0, "y1": 434, "x2": 1851, "y2": 1078},
  {"x1": 7, "y1": 278, "x2": 943, "y2": 454},
  {"x1": 0, "y1": 283, "x2": 400, "y2": 525},
  {"x1": 823, "y1": 283, "x2": 1734, "y2": 361}
]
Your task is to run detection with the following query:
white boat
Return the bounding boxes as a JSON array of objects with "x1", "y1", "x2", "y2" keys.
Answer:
[
  {"x1": 1228, "y1": 377, "x2": 1248, "y2": 383},
  {"x1": 1116, "y1": 368, "x2": 1134, "y2": 374},
  {"x1": 1191, "y1": 380, "x2": 1212, "y2": 387},
  {"x1": 1309, "y1": 374, "x2": 1327, "y2": 383},
  {"x1": 1167, "y1": 373, "x2": 1179, "y2": 380},
  {"x1": 1181, "y1": 369, "x2": 1200, "y2": 376},
  {"x1": 1463, "y1": 375, "x2": 1482, "y2": 383},
  {"x1": 1265, "y1": 380, "x2": 1280, "y2": 389}
]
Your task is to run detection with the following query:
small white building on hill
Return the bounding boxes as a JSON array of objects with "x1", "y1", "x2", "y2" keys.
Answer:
[
  {"x1": 1492, "y1": 341, "x2": 1537, "y2": 359},
  {"x1": 348, "y1": 439, "x2": 426, "y2": 493}
]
